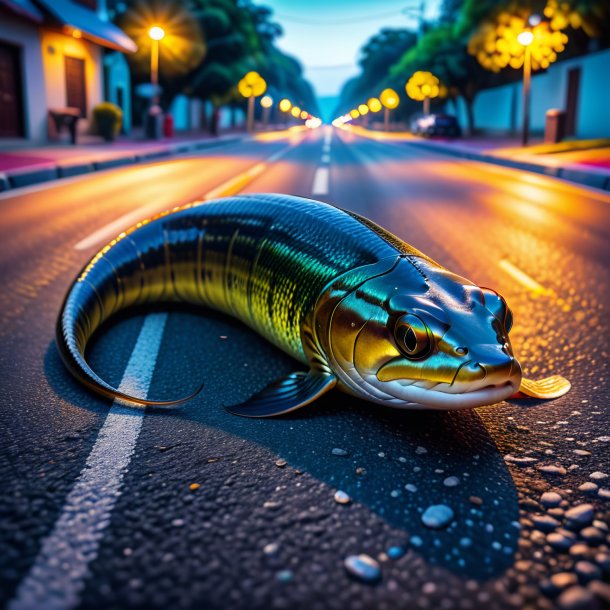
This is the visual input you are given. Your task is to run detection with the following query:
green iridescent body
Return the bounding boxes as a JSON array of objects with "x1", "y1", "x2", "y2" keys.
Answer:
[{"x1": 57, "y1": 194, "x2": 568, "y2": 415}]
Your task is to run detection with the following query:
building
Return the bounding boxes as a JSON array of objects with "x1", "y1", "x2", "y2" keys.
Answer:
[
  {"x1": 0, "y1": 0, "x2": 136, "y2": 143},
  {"x1": 452, "y1": 47, "x2": 610, "y2": 140}
]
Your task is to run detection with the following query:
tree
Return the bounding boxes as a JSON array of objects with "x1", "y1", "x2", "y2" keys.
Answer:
[{"x1": 334, "y1": 28, "x2": 417, "y2": 117}]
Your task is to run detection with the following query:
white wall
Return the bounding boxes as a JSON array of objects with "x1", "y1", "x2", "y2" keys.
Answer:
[
  {"x1": 453, "y1": 48, "x2": 610, "y2": 139},
  {"x1": 0, "y1": 14, "x2": 47, "y2": 141},
  {"x1": 40, "y1": 29, "x2": 103, "y2": 136}
]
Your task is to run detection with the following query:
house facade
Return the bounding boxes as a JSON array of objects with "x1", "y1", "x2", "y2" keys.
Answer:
[{"x1": 0, "y1": 0, "x2": 135, "y2": 142}]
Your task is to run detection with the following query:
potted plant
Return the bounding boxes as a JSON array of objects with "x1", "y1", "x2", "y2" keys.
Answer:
[{"x1": 93, "y1": 102, "x2": 123, "y2": 142}]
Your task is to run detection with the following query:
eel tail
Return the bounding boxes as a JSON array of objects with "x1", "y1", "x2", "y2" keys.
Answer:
[{"x1": 55, "y1": 218, "x2": 202, "y2": 408}]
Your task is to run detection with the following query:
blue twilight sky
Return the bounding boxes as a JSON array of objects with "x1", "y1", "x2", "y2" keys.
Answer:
[{"x1": 254, "y1": 0, "x2": 442, "y2": 100}]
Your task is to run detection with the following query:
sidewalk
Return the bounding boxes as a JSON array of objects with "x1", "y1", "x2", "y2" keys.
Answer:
[
  {"x1": 348, "y1": 125, "x2": 610, "y2": 191},
  {"x1": 0, "y1": 130, "x2": 246, "y2": 192}
]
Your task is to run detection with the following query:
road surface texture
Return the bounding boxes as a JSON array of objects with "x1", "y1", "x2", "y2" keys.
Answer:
[{"x1": 1, "y1": 126, "x2": 609, "y2": 610}]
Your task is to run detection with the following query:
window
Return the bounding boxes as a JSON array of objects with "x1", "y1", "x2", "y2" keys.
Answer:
[
  {"x1": 64, "y1": 56, "x2": 87, "y2": 117},
  {"x1": 0, "y1": 41, "x2": 24, "y2": 138}
]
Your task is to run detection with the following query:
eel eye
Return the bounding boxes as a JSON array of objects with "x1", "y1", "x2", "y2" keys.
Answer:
[
  {"x1": 482, "y1": 287, "x2": 513, "y2": 333},
  {"x1": 395, "y1": 314, "x2": 432, "y2": 359}
]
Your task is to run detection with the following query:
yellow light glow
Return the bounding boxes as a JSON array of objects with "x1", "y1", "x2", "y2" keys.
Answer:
[
  {"x1": 148, "y1": 26, "x2": 165, "y2": 41},
  {"x1": 350, "y1": 109, "x2": 360, "y2": 119},
  {"x1": 517, "y1": 30, "x2": 534, "y2": 45},
  {"x1": 406, "y1": 71, "x2": 443, "y2": 101},
  {"x1": 72, "y1": 29, "x2": 82, "y2": 39},
  {"x1": 260, "y1": 95, "x2": 273, "y2": 108},
  {"x1": 367, "y1": 98, "x2": 382, "y2": 113},
  {"x1": 358, "y1": 104, "x2": 369, "y2": 115},
  {"x1": 380, "y1": 88, "x2": 399, "y2": 109},
  {"x1": 238, "y1": 71, "x2": 267, "y2": 98},
  {"x1": 279, "y1": 98, "x2": 292, "y2": 112},
  {"x1": 291, "y1": 106, "x2": 301, "y2": 117}
]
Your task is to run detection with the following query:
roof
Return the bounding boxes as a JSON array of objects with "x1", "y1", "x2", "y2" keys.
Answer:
[
  {"x1": 35, "y1": 0, "x2": 137, "y2": 53},
  {"x1": 0, "y1": 0, "x2": 44, "y2": 22}
]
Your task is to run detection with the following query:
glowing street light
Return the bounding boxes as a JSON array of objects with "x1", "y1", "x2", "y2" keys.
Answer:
[
  {"x1": 291, "y1": 106, "x2": 301, "y2": 118},
  {"x1": 367, "y1": 98, "x2": 382, "y2": 113},
  {"x1": 518, "y1": 29, "x2": 534, "y2": 146},
  {"x1": 358, "y1": 104, "x2": 369, "y2": 115},
  {"x1": 405, "y1": 71, "x2": 444, "y2": 116},
  {"x1": 260, "y1": 95, "x2": 273, "y2": 129},
  {"x1": 350, "y1": 109, "x2": 360, "y2": 119},
  {"x1": 238, "y1": 71, "x2": 267, "y2": 133},
  {"x1": 300, "y1": 110, "x2": 308, "y2": 120},
  {"x1": 148, "y1": 25, "x2": 165, "y2": 105},
  {"x1": 380, "y1": 88, "x2": 399, "y2": 132},
  {"x1": 279, "y1": 98, "x2": 292, "y2": 113}
]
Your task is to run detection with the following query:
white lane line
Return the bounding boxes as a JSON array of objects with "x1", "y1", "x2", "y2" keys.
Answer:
[
  {"x1": 321, "y1": 153, "x2": 331, "y2": 164},
  {"x1": 8, "y1": 313, "x2": 168, "y2": 610},
  {"x1": 74, "y1": 202, "x2": 166, "y2": 251},
  {"x1": 312, "y1": 167, "x2": 330, "y2": 196},
  {"x1": 74, "y1": 144, "x2": 295, "y2": 251},
  {"x1": 498, "y1": 259, "x2": 552, "y2": 296},
  {"x1": 322, "y1": 143, "x2": 331, "y2": 154},
  {"x1": 323, "y1": 129, "x2": 332, "y2": 147}
]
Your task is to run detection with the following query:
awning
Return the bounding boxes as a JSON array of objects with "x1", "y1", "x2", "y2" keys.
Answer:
[
  {"x1": 0, "y1": 0, "x2": 44, "y2": 22},
  {"x1": 35, "y1": 0, "x2": 137, "y2": 53}
]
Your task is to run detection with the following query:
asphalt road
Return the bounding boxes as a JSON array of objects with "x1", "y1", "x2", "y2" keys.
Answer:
[{"x1": 1, "y1": 126, "x2": 609, "y2": 610}]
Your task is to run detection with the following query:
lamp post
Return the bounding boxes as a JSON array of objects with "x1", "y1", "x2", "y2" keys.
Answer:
[
  {"x1": 517, "y1": 30, "x2": 534, "y2": 146},
  {"x1": 260, "y1": 95, "x2": 273, "y2": 129},
  {"x1": 238, "y1": 71, "x2": 267, "y2": 133},
  {"x1": 148, "y1": 26, "x2": 165, "y2": 106},
  {"x1": 380, "y1": 88, "x2": 399, "y2": 132}
]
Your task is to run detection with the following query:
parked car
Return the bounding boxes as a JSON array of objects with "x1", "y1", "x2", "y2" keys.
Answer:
[{"x1": 410, "y1": 113, "x2": 461, "y2": 138}]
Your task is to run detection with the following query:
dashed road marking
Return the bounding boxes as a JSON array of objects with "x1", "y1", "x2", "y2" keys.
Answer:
[
  {"x1": 498, "y1": 259, "x2": 551, "y2": 296},
  {"x1": 74, "y1": 144, "x2": 295, "y2": 251},
  {"x1": 312, "y1": 167, "x2": 330, "y2": 196},
  {"x1": 8, "y1": 313, "x2": 168, "y2": 610}
]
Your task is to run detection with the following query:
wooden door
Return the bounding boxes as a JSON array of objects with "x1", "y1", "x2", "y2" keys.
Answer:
[
  {"x1": 64, "y1": 56, "x2": 87, "y2": 117},
  {"x1": 0, "y1": 41, "x2": 24, "y2": 138}
]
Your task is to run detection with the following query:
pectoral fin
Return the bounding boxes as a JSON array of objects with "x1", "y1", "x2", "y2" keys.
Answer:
[
  {"x1": 514, "y1": 375, "x2": 571, "y2": 399},
  {"x1": 225, "y1": 370, "x2": 337, "y2": 418}
]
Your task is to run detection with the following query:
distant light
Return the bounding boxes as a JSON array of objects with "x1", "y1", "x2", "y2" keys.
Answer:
[
  {"x1": 358, "y1": 104, "x2": 369, "y2": 115},
  {"x1": 528, "y1": 13, "x2": 541, "y2": 26},
  {"x1": 300, "y1": 110, "x2": 308, "y2": 119},
  {"x1": 517, "y1": 31, "x2": 534, "y2": 46},
  {"x1": 350, "y1": 109, "x2": 360, "y2": 119},
  {"x1": 260, "y1": 95, "x2": 273, "y2": 108},
  {"x1": 279, "y1": 98, "x2": 292, "y2": 112},
  {"x1": 72, "y1": 29, "x2": 82, "y2": 39},
  {"x1": 380, "y1": 88, "x2": 400, "y2": 109},
  {"x1": 367, "y1": 98, "x2": 382, "y2": 113},
  {"x1": 291, "y1": 106, "x2": 301, "y2": 117},
  {"x1": 148, "y1": 26, "x2": 165, "y2": 41}
]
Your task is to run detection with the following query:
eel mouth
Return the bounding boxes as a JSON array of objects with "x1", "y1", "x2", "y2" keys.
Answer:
[{"x1": 365, "y1": 377, "x2": 519, "y2": 410}]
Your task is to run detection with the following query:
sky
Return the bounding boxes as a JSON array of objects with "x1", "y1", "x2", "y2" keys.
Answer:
[{"x1": 255, "y1": 0, "x2": 442, "y2": 104}]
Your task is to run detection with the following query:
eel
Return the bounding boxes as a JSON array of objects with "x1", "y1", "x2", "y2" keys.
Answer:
[{"x1": 56, "y1": 193, "x2": 570, "y2": 416}]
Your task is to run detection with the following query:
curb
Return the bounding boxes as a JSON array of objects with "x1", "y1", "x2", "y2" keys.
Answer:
[
  {"x1": 402, "y1": 139, "x2": 610, "y2": 192},
  {"x1": 0, "y1": 135, "x2": 244, "y2": 193}
]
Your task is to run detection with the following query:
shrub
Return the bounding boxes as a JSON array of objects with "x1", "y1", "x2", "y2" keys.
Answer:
[{"x1": 93, "y1": 102, "x2": 123, "y2": 141}]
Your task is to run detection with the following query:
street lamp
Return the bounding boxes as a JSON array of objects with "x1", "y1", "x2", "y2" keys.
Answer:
[
  {"x1": 148, "y1": 26, "x2": 165, "y2": 105},
  {"x1": 260, "y1": 95, "x2": 273, "y2": 129},
  {"x1": 238, "y1": 71, "x2": 267, "y2": 133},
  {"x1": 291, "y1": 106, "x2": 301, "y2": 118},
  {"x1": 517, "y1": 30, "x2": 534, "y2": 146},
  {"x1": 406, "y1": 71, "x2": 441, "y2": 116},
  {"x1": 380, "y1": 88, "x2": 399, "y2": 132},
  {"x1": 367, "y1": 98, "x2": 382, "y2": 113}
]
